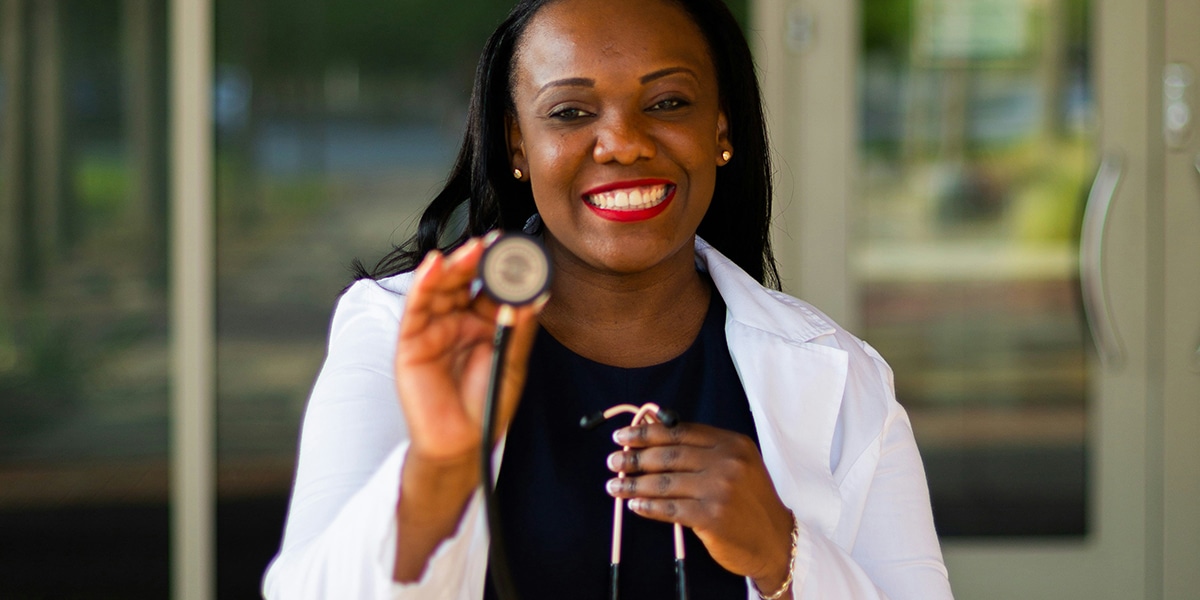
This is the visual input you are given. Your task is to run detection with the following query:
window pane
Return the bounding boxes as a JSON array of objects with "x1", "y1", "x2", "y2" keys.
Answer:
[
  {"x1": 857, "y1": 0, "x2": 1092, "y2": 536},
  {"x1": 0, "y1": 1, "x2": 170, "y2": 596},
  {"x1": 212, "y1": 0, "x2": 512, "y2": 593}
]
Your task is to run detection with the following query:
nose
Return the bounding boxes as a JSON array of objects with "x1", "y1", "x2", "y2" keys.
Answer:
[{"x1": 592, "y1": 112, "x2": 656, "y2": 165}]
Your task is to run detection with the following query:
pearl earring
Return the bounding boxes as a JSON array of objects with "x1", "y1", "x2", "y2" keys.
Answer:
[
  {"x1": 721, "y1": 150, "x2": 732, "y2": 163},
  {"x1": 513, "y1": 168, "x2": 523, "y2": 180}
]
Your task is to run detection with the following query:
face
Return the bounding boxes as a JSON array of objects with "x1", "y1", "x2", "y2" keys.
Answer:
[{"x1": 507, "y1": 0, "x2": 731, "y2": 277}]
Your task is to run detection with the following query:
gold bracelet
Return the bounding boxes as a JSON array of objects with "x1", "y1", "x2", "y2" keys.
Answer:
[{"x1": 755, "y1": 511, "x2": 799, "y2": 600}]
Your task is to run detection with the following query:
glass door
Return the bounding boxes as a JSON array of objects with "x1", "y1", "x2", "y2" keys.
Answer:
[
  {"x1": 1163, "y1": 0, "x2": 1200, "y2": 594},
  {"x1": 753, "y1": 0, "x2": 1182, "y2": 596},
  {"x1": 0, "y1": 1, "x2": 172, "y2": 597},
  {"x1": 856, "y1": 0, "x2": 1092, "y2": 539}
]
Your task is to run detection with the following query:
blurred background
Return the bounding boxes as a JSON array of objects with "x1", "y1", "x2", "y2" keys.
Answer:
[{"x1": 0, "y1": 0, "x2": 1196, "y2": 598}]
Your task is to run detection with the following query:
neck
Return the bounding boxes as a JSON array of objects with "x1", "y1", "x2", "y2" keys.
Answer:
[{"x1": 537, "y1": 237, "x2": 712, "y2": 368}]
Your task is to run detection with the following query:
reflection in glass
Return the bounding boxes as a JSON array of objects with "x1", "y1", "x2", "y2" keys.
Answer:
[
  {"x1": 0, "y1": 1, "x2": 170, "y2": 596},
  {"x1": 858, "y1": 0, "x2": 1092, "y2": 535}
]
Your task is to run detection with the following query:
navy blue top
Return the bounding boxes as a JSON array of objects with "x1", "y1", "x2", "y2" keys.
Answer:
[{"x1": 485, "y1": 289, "x2": 759, "y2": 599}]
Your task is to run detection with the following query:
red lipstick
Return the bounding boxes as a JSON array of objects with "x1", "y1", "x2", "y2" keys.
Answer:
[{"x1": 582, "y1": 179, "x2": 676, "y2": 223}]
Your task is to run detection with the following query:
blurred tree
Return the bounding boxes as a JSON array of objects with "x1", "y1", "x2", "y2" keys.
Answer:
[
  {"x1": 216, "y1": 0, "x2": 509, "y2": 80},
  {"x1": 217, "y1": 0, "x2": 749, "y2": 81},
  {"x1": 862, "y1": 0, "x2": 912, "y2": 57}
]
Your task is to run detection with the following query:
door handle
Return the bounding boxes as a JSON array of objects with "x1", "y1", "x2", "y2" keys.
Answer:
[{"x1": 1080, "y1": 152, "x2": 1124, "y2": 369}]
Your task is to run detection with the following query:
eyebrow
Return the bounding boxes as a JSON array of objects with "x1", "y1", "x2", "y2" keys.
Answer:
[
  {"x1": 639, "y1": 66, "x2": 697, "y2": 84},
  {"x1": 537, "y1": 77, "x2": 595, "y2": 96},
  {"x1": 535, "y1": 67, "x2": 699, "y2": 96}
]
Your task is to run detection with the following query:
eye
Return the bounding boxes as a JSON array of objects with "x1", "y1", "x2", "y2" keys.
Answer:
[
  {"x1": 649, "y1": 97, "x2": 690, "y2": 112},
  {"x1": 549, "y1": 106, "x2": 592, "y2": 121}
]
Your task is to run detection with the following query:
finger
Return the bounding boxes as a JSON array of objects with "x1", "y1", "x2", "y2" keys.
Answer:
[
  {"x1": 460, "y1": 339, "x2": 500, "y2": 426},
  {"x1": 501, "y1": 295, "x2": 547, "y2": 372},
  {"x1": 410, "y1": 240, "x2": 485, "y2": 305},
  {"x1": 493, "y1": 296, "x2": 548, "y2": 429},
  {"x1": 607, "y1": 445, "x2": 707, "y2": 475},
  {"x1": 400, "y1": 240, "x2": 487, "y2": 338},
  {"x1": 399, "y1": 251, "x2": 445, "y2": 333},
  {"x1": 605, "y1": 471, "x2": 709, "y2": 500},
  {"x1": 612, "y1": 421, "x2": 722, "y2": 449},
  {"x1": 625, "y1": 497, "x2": 707, "y2": 528}
]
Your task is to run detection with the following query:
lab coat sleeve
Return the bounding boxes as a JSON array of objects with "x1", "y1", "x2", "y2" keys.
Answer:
[
  {"x1": 261, "y1": 280, "x2": 486, "y2": 600},
  {"x1": 779, "y1": 411, "x2": 953, "y2": 599},
  {"x1": 781, "y1": 343, "x2": 953, "y2": 600}
]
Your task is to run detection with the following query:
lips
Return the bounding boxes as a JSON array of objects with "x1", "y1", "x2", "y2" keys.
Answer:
[{"x1": 583, "y1": 179, "x2": 676, "y2": 222}]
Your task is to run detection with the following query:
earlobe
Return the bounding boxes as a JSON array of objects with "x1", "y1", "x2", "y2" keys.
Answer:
[
  {"x1": 716, "y1": 111, "x2": 732, "y2": 166},
  {"x1": 506, "y1": 112, "x2": 528, "y2": 178}
]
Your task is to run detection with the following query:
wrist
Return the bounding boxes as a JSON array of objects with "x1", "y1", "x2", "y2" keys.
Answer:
[
  {"x1": 394, "y1": 450, "x2": 481, "y2": 582},
  {"x1": 399, "y1": 449, "x2": 479, "y2": 520},
  {"x1": 751, "y1": 511, "x2": 799, "y2": 600}
]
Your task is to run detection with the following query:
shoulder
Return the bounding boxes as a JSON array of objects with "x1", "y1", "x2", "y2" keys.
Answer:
[
  {"x1": 320, "y1": 272, "x2": 416, "y2": 357},
  {"x1": 334, "y1": 272, "x2": 415, "y2": 321}
]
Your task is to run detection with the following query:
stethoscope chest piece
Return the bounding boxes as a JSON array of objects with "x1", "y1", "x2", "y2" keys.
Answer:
[{"x1": 478, "y1": 233, "x2": 551, "y2": 306}]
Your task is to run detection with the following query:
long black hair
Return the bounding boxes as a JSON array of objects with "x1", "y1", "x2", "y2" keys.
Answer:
[{"x1": 356, "y1": 0, "x2": 779, "y2": 289}]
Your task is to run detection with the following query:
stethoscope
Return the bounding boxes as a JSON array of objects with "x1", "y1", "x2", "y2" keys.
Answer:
[
  {"x1": 581, "y1": 403, "x2": 687, "y2": 600},
  {"x1": 476, "y1": 234, "x2": 688, "y2": 600}
]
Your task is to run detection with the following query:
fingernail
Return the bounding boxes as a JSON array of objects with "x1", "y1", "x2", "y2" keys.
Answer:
[
  {"x1": 483, "y1": 230, "x2": 501, "y2": 246},
  {"x1": 415, "y1": 251, "x2": 439, "y2": 277},
  {"x1": 448, "y1": 239, "x2": 479, "y2": 265},
  {"x1": 607, "y1": 453, "x2": 621, "y2": 472},
  {"x1": 612, "y1": 428, "x2": 630, "y2": 445},
  {"x1": 532, "y1": 292, "x2": 551, "y2": 313},
  {"x1": 605, "y1": 478, "x2": 621, "y2": 496},
  {"x1": 628, "y1": 498, "x2": 644, "y2": 512}
]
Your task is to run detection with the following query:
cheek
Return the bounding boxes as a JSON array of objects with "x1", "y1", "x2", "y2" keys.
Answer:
[
  {"x1": 661, "y1": 120, "x2": 719, "y2": 167},
  {"x1": 528, "y1": 134, "x2": 586, "y2": 198}
]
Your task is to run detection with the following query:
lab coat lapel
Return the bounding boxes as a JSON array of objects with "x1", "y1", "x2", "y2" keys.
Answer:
[
  {"x1": 728, "y1": 324, "x2": 848, "y2": 541},
  {"x1": 698, "y1": 239, "x2": 849, "y2": 541}
]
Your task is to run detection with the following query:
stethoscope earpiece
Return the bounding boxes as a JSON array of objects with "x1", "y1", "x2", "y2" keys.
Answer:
[
  {"x1": 580, "y1": 411, "x2": 607, "y2": 430},
  {"x1": 656, "y1": 408, "x2": 680, "y2": 427},
  {"x1": 580, "y1": 403, "x2": 689, "y2": 600},
  {"x1": 581, "y1": 408, "x2": 680, "y2": 431}
]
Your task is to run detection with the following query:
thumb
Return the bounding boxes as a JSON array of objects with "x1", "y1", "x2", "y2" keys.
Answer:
[{"x1": 494, "y1": 294, "x2": 549, "y2": 431}]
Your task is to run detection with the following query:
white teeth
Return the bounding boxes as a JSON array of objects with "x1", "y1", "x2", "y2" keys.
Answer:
[{"x1": 587, "y1": 185, "x2": 670, "y2": 211}]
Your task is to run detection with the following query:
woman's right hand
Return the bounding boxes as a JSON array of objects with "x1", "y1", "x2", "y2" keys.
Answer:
[
  {"x1": 392, "y1": 236, "x2": 545, "y2": 581},
  {"x1": 395, "y1": 236, "x2": 545, "y2": 468}
]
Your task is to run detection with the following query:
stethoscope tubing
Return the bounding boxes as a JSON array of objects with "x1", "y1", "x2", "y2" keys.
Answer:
[
  {"x1": 482, "y1": 306, "x2": 519, "y2": 600},
  {"x1": 595, "y1": 403, "x2": 688, "y2": 600},
  {"x1": 481, "y1": 307, "x2": 689, "y2": 600}
]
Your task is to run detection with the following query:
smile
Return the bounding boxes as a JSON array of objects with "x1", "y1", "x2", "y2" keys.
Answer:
[{"x1": 582, "y1": 180, "x2": 676, "y2": 222}]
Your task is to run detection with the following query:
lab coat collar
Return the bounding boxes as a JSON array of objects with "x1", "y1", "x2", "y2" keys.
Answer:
[{"x1": 694, "y1": 237, "x2": 836, "y2": 343}]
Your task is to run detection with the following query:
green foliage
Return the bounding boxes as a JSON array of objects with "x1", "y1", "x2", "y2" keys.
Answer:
[
  {"x1": 863, "y1": 0, "x2": 912, "y2": 55},
  {"x1": 217, "y1": 0, "x2": 753, "y2": 78},
  {"x1": 217, "y1": 0, "x2": 511, "y2": 78},
  {"x1": 74, "y1": 157, "x2": 130, "y2": 219},
  {"x1": 0, "y1": 314, "x2": 84, "y2": 443}
]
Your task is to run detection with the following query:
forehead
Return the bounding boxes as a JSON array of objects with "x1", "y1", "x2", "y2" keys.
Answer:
[{"x1": 514, "y1": 0, "x2": 715, "y2": 86}]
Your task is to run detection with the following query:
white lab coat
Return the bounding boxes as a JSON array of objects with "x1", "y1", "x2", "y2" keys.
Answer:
[{"x1": 262, "y1": 238, "x2": 953, "y2": 599}]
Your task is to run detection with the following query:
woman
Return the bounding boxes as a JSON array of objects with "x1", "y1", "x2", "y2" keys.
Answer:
[{"x1": 263, "y1": 0, "x2": 953, "y2": 598}]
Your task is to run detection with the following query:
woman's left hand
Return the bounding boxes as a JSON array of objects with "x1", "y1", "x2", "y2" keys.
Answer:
[{"x1": 606, "y1": 422, "x2": 795, "y2": 595}]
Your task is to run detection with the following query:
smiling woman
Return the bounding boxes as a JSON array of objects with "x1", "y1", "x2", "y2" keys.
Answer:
[{"x1": 262, "y1": 1, "x2": 953, "y2": 599}]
